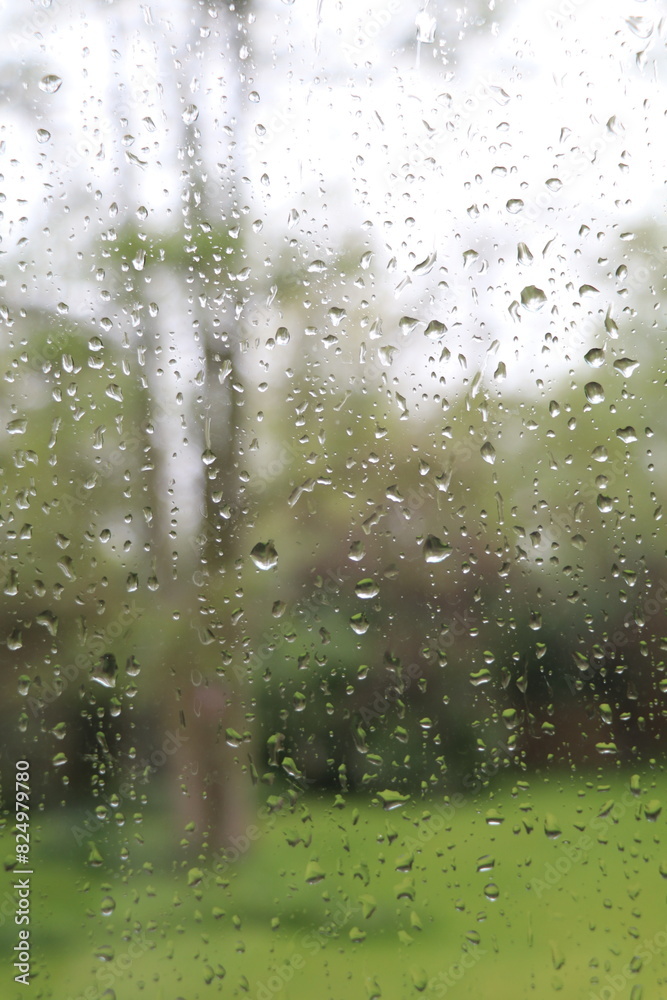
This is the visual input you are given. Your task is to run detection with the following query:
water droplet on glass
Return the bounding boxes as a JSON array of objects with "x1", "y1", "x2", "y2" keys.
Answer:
[
  {"x1": 250, "y1": 540, "x2": 278, "y2": 570},
  {"x1": 355, "y1": 578, "x2": 379, "y2": 599},
  {"x1": 349, "y1": 613, "x2": 369, "y2": 634},
  {"x1": 182, "y1": 104, "x2": 199, "y2": 123},
  {"x1": 423, "y1": 535, "x2": 452, "y2": 563},
  {"x1": 520, "y1": 285, "x2": 547, "y2": 311},
  {"x1": 377, "y1": 789, "x2": 410, "y2": 811},
  {"x1": 305, "y1": 859, "x2": 325, "y2": 884},
  {"x1": 613, "y1": 357, "x2": 640, "y2": 377},
  {"x1": 480, "y1": 441, "x2": 496, "y2": 465},
  {"x1": 644, "y1": 800, "x2": 662, "y2": 821},
  {"x1": 39, "y1": 74, "x2": 62, "y2": 93},
  {"x1": 544, "y1": 814, "x2": 562, "y2": 838},
  {"x1": 506, "y1": 198, "x2": 524, "y2": 214},
  {"x1": 424, "y1": 319, "x2": 446, "y2": 340},
  {"x1": 36, "y1": 128, "x2": 51, "y2": 143},
  {"x1": 584, "y1": 348, "x2": 605, "y2": 367},
  {"x1": 517, "y1": 242, "x2": 533, "y2": 262},
  {"x1": 484, "y1": 882, "x2": 500, "y2": 901},
  {"x1": 91, "y1": 653, "x2": 118, "y2": 688},
  {"x1": 584, "y1": 382, "x2": 605, "y2": 404},
  {"x1": 349, "y1": 540, "x2": 365, "y2": 561},
  {"x1": 413, "y1": 251, "x2": 437, "y2": 275}
]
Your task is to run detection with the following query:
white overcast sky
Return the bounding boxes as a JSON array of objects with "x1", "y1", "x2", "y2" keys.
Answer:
[{"x1": 1, "y1": 0, "x2": 665, "y2": 395}]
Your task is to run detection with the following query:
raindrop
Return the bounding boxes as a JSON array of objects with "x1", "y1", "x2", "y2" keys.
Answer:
[
  {"x1": 584, "y1": 382, "x2": 605, "y2": 404},
  {"x1": 644, "y1": 800, "x2": 662, "y2": 821},
  {"x1": 349, "y1": 613, "x2": 369, "y2": 634},
  {"x1": 399, "y1": 316, "x2": 419, "y2": 335},
  {"x1": 424, "y1": 319, "x2": 446, "y2": 340},
  {"x1": 584, "y1": 348, "x2": 605, "y2": 367},
  {"x1": 413, "y1": 251, "x2": 437, "y2": 275},
  {"x1": 250, "y1": 540, "x2": 278, "y2": 570},
  {"x1": 520, "y1": 285, "x2": 547, "y2": 311},
  {"x1": 480, "y1": 441, "x2": 496, "y2": 465},
  {"x1": 7, "y1": 419, "x2": 27, "y2": 435},
  {"x1": 182, "y1": 104, "x2": 199, "y2": 123},
  {"x1": 39, "y1": 74, "x2": 62, "y2": 93},
  {"x1": 305, "y1": 859, "x2": 325, "y2": 884},
  {"x1": 355, "y1": 578, "x2": 379, "y2": 599},
  {"x1": 349, "y1": 541, "x2": 365, "y2": 561},
  {"x1": 517, "y1": 242, "x2": 533, "y2": 262},
  {"x1": 544, "y1": 814, "x2": 562, "y2": 838},
  {"x1": 376, "y1": 789, "x2": 410, "y2": 810},
  {"x1": 91, "y1": 653, "x2": 118, "y2": 688},
  {"x1": 416, "y1": 11, "x2": 436, "y2": 43},
  {"x1": 422, "y1": 535, "x2": 452, "y2": 563},
  {"x1": 613, "y1": 357, "x2": 640, "y2": 377},
  {"x1": 36, "y1": 128, "x2": 51, "y2": 143}
]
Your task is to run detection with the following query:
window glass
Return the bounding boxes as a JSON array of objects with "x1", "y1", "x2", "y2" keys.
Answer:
[{"x1": 1, "y1": 1, "x2": 666, "y2": 997}]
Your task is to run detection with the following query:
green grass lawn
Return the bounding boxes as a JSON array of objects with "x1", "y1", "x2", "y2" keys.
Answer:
[{"x1": 1, "y1": 769, "x2": 666, "y2": 1000}]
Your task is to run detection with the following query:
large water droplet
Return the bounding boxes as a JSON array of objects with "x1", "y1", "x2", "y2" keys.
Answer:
[
  {"x1": 423, "y1": 535, "x2": 452, "y2": 563},
  {"x1": 613, "y1": 357, "x2": 639, "y2": 377},
  {"x1": 584, "y1": 382, "x2": 605, "y2": 404},
  {"x1": 480, "y1": 441, "x2": 496, "y2": 464},
  {"x1": 424, "y1": 319, "x2": 446, "y2": 340},
  {"x1": 250, "y1": 540, "x2": 278, "y2": 570},
  {"x1": 520, "y1": 285, "x2": 547, "y2": 311},
  {"x1": 39, "y1": 74, "x2": 62, "y2": 94},
  {"x1": 91, "y1": 653, "x2": 118, "y2": 688},
  {"x1": 349, "y1": 613, "x2": 369, "y2": 634},
  {"x1": 584, "y1": 348, "x2": 604, "y2": 367}
]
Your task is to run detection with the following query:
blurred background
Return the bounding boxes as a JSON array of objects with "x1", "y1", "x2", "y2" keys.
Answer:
[{"x1": 1, "y1": 0, "x2": 666, "y2": 997}]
